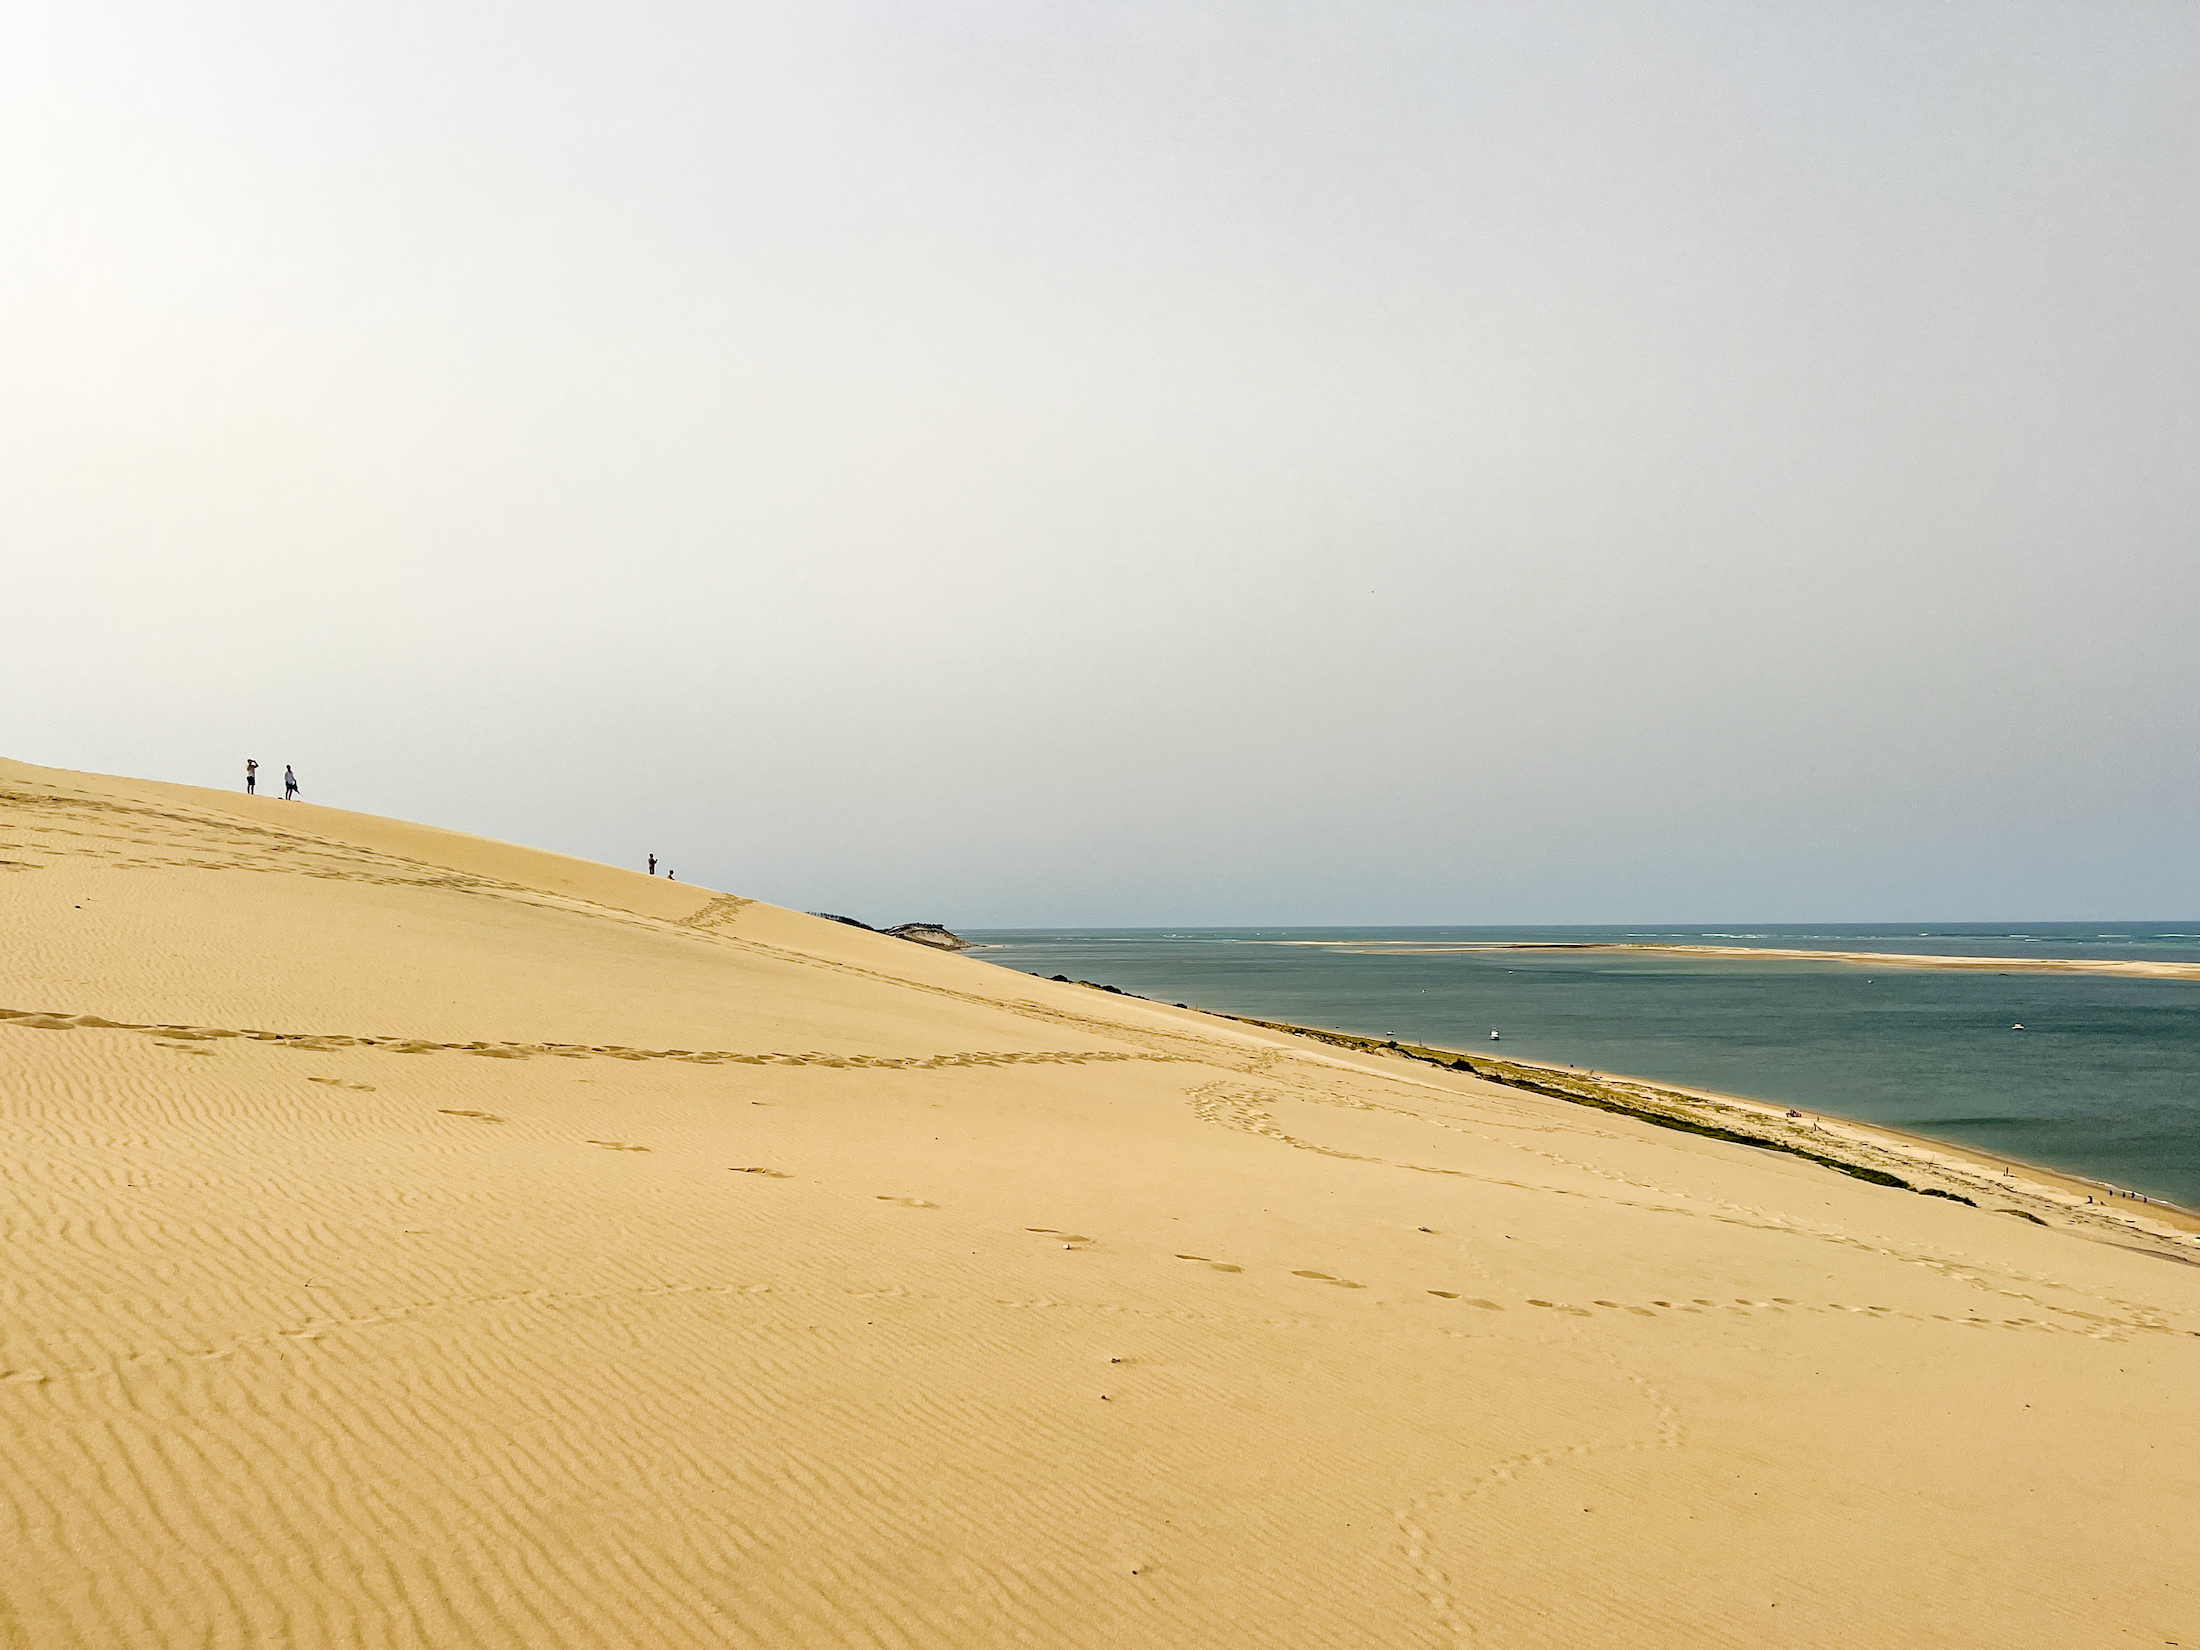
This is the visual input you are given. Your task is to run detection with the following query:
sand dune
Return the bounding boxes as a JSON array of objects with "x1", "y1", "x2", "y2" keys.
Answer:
[{"x1": 2, "y1": 758, "x2": 2195, "y2": 1648}]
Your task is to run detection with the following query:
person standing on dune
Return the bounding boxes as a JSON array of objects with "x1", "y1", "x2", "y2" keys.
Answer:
[
  {"x1": 648, "y1": 854, "x2": 657, "y2": 875},
  {"x1": 283, "y1": 764, "x2": 298, "y2": 801},
  {"x1": 245, "y1": 759, "x2": 258, "y2": 795}
]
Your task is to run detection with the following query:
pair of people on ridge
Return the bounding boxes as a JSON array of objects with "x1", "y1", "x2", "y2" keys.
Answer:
[{"x1": 244, "y1": 761, "x2": 298, "y2": 800}]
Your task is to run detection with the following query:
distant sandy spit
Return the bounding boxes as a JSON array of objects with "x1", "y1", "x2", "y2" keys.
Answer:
[
  {"x1": 3, "y1": 756, "x2": 2197, "y2": 1650},
  {"x1": 1257, "y1": 938, "x2": 2200, "y2": 979}
]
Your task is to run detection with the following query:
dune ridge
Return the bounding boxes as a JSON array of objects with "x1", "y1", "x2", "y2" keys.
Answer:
[{"x1": 3, "y1": 757, "x2": 2195, "y2": 1648}]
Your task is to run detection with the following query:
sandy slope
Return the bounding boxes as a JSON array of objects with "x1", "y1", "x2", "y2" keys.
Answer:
[{"x1": 2, "y1": 759, "x2": 2194, "y2": 1650}]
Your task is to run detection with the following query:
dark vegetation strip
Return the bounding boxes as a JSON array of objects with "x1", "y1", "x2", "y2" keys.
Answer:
[
  {"x1": 1227, "y1": 1012, "x2": 1978, "y2": 1203},
  {"x1": 1041, "y1": 975, "x2": 1982, "y2": 1208}
]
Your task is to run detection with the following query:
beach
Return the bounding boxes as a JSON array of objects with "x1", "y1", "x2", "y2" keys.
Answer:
[
  {"x1": 3, "y1": 757, "x2": 2196, "y2": 1648},
  {"x1": 972, "y1": 925, "x2": 2200, "y2": 1211},
  {"x1": 1211, "y1": 1015, "x2": 2200, "y2": 1240}
]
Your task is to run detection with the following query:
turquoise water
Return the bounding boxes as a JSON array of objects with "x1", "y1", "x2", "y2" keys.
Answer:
[{"x1": 965, "y1": 924, "x2": 2200, "y2": 1211}]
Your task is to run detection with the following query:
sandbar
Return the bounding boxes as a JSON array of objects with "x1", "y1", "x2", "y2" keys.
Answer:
[{"x1": 1257, "y1": 938, "x2": 2200, "y2": 979}]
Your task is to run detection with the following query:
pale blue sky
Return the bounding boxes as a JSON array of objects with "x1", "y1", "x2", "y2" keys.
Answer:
[{"x1": 5, "y1": 2, "x2": 2195, "y2": 924}]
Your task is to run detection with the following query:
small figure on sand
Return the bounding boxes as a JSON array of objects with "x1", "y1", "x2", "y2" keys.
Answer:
[
  {"x1": 667, "y1": 870, "x2": 676, "y2": 882},
  {"x1": 283, "y1": 765, "x2": 299, "y2": 801},
  {"x1": 648, "y1": 854, "x2": 657, "y2": 875},
  {"x1": 245, "y1": 759, "x2": 258, "y2": 795}
]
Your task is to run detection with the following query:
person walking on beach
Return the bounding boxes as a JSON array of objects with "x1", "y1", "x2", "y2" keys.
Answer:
[
  {"x1": 283, "y1": 764, "x2": 299, "y2": 801},
  {"x1": 245, "y1": 759, "x2": 258, "y2": 795}
]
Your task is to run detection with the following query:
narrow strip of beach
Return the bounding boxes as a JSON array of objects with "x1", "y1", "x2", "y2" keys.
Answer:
[
  {"x1": 1209, "y1": 1010, "x2": 2200, "y2": 1254},
  {"x1": 1251, "y1": 939, "x2": 2200, "y2": 981}
]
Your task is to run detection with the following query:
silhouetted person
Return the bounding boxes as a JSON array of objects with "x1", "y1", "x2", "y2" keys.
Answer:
[
  {"x1": 667, "y1": 870, "x2": 676, "y2": 882},
  {"x1": 245, "y1": 759, "x2": 258, "y2": 795},
  {"x1": 648, "y1": 854, "x2": 657, "y2": 875},
  {"x1": 283, "y1": 764, "x2": 299, "y2": 801}
]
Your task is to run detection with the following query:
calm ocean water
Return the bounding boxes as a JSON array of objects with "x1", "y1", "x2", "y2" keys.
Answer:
[{"x1": 964, "y1": 924, "x2": 2200, "y2": 1211}]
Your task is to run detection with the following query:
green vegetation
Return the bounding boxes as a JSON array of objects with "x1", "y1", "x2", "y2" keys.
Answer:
[
  {"x1": 1218, "y1": 1013, "x2": 1995, "y2": 1207},
  {"x1": 1048, "y1": 984, "x2": 2023, "y2": 1215}
]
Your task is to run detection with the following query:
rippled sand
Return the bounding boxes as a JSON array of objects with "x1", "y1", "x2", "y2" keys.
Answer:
[{"x1": 3, "y1": 757, "x2": 2195, "y2": 1648}]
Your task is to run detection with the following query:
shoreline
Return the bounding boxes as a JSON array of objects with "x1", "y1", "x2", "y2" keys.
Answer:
[
  {"x1": 1250, "y1": 939, "x2": 2200, "y2": 980},
  {"x1": 987, "y1": 948, "x2": 2200, "y2": 1243},
  {"x1": 1207, "y1": 1009, "x2": 2200, "y2": 1254}
]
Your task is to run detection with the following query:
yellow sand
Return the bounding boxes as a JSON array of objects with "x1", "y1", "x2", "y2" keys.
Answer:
[{"x1": 2, "y1": 757, "x2": 2195, "y2": 1649}]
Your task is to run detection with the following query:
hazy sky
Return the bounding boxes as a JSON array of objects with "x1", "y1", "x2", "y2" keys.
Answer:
[{"x1": 6, "y1": 3, "x2": 2195, "y2": 925}]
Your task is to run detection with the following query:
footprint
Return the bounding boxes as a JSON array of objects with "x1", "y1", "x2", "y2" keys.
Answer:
[
  {"x1": 731, "y1": 1167, "x2": 791, "y2": 1177},
  {"x1": 1291, "y1": 1270, "x2": 1365, "y2": 1289},
  {"x1": 1174, "y1": 1254, "x2": 1243, "y2": 1273},
  {"x1": 1428, "y1": 1290, "x2": 1460, "y2": 1299},
  {"x1": 588, "y1": 1140, "x2": 649, "y2": 1151},
  {"x1": 877, "y1": 1196, "x2": 938, "y2": 1208},
  {"x1": 1464, "y1": 1299, "x2": 1503, "y2": 1310},
  {"x1": 1027, "y1": 1228, "x2": 1096, "y2": 1243},
  {"x1": 310, "y1": 1077, "x2": 375, "y2": 1091},
  {"x1": 440, "y1": 1109, "x2": 505, "y2": 1122}
]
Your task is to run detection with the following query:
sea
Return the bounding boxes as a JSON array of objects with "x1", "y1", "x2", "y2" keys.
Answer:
[{"x1": 963, "y1": 923, "x2": 2200, "y2": 1212}]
